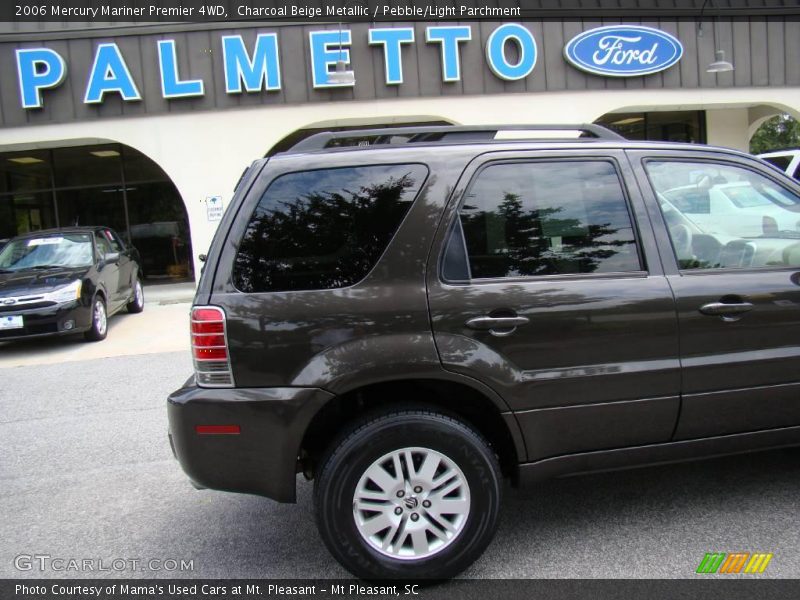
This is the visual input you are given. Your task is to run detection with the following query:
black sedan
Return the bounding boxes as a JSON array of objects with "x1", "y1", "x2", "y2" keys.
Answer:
[{"x1": 0, "y1": 227, "x2": 144, "y2": 342}]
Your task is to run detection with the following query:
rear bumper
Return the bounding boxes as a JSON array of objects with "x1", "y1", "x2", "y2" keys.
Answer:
[{"x1": 167, "y1": 378, "x2": 334, "y2": 502}]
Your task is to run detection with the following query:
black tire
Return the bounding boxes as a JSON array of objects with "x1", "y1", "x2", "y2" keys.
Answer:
[
  {"x1": 314, "y1": 409, "x2": 502, "y2": 580},
  {"x1": 126, "y1": 276, "x2": 144, "y2": 314},
  {"x1": 84, "y1": 296, "x2": 108, "y2": 342}
]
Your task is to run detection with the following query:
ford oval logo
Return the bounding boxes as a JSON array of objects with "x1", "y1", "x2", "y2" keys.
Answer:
[
  {"x1": 2, "y1": 299, "x2": 15, "y2": 305},
  {"x1": 564, "y1": 25, "x2": 683, "y2": 77}
]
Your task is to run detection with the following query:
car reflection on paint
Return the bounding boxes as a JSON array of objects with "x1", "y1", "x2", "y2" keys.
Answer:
[
  {"x1": 0, "y1": 226, "x2": 144, "y2": 343},
  {"x1": 662, "y1": 179, "x2": 800, "y2": 238}
]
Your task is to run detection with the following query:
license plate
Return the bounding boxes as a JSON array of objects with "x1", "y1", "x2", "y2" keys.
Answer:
[{"x1": 0, "y1": 315, "x2": 23, "y2": 330}]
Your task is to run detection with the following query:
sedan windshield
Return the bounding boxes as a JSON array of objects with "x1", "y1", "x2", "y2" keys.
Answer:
[{"x1": 0, "y1": 234, "x2": 94, "y2": 271}]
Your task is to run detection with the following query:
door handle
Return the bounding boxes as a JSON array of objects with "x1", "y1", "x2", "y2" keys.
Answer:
[
  {"x1": 699, "y1": 301, "x2": 754, "y2": 320},
  {"x1": 465, "y1": 315, "x2": 530, "y2": 332}
]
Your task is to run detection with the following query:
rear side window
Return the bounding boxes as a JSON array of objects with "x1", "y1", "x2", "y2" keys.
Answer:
[
  {"x1": 448, "y1": 160, "x2": 640, "y2": 280},
  {"x1": 234, "y1": 164, "x2": 428, "y2": 293}
]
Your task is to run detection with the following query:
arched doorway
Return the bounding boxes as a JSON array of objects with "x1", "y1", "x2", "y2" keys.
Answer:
[{"x1": 0, "y1": 141, "x2": 194, "y2": 282}]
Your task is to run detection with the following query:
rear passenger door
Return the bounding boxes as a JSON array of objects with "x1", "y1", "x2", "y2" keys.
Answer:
[
  {"x1": 104, "y1": 229, "x2": 133, "y2": 298},
  {"x1": 427, "y1": 150, "x2": 681, "y2": 462},
  {"x1": 95, "y1": 232, "x2": 121, "y2": 308},
  {"x1": 630, "y1": 150, "x2": 800, "y2": 439}
]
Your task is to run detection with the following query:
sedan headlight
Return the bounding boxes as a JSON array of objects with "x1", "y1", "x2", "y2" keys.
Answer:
[{"x1": 43, "y1": 280, "x2": 82, "y2": 304}]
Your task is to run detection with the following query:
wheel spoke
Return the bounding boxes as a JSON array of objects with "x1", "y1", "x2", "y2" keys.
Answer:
[
  {"x1": 431, "y1": 467, "x2": 456, "y2": 487},
  {"x1": 360, "y1": 512, "x2": 394, "y2": 537},
  {"x1": 402, "y1": 449, "x2": 418, "y2": 479},
  {"x1": 425, "y1": 511, "x2": 459, "y2": 535},
  {"x1": 355, "y1": 489, "x2": 389, "y2": 503},
  {"x1": 424, "y1": 520, "x2": 450, "y2": 542},
  {"x1": 366, "y1": 464, "x2": 399, "y2": 493},
  {"x1": 432, "y1": 476, "x2": 461, "y2": 499},
  {"x1": 410, "y1": 529, "x2": 429, "y2": 556},
  {"x1": 382, "y1": 518, "x2": 403, "y2": 550},
  {"x1": 416, "y1": 453, "x2": 440, "y2": 484},
  {"x1": 354, "y1": 499, "x2": 388, "y2": 512},
  {"x1": 433, "y1": 497, "x2": 469, "y2": 515}
]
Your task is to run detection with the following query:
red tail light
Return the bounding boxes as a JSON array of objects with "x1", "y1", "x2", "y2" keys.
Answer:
[
  {"x1": 191, "y1": 306, "x2": 234, "y2": 387},
  {"x1": 195, "y1": 425, "x2": 240, "y2": 435}
]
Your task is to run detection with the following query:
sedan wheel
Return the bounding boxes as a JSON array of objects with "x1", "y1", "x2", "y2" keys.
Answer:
[
  {"x1": 127, "y1": 279, "x2": 144, "y2": 314},
  {"x1": 84, "y1": 297, "x2": 108, "y2": 342}
]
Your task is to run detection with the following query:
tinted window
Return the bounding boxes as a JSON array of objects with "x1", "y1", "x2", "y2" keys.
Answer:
[
  {"x1": 95, "y1": 233, "x2": 112, "y2": 257},
  {"x1": 104, "y1": 229, "x2": 124, "y2": 252},
  {"x1": 454, "y1": 161, "x2": 640, "y2": 279},
  {"x1": 762, "y1": 155, "x2": 792, "y2": 172},
  {"x1": 234, "y1": 164, "x2": 427, "y2": 293},
  {"x1": 645, "y1": 160, "x2": 800, "y2": 270}
]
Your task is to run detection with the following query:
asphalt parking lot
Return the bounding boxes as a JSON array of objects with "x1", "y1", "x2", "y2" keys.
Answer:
[{"x1": 1, "y1": 297, "x2": 799, "y2": 580}]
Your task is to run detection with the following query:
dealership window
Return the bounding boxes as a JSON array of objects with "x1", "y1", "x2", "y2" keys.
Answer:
[
  {"x1": 0, "y1": 144, "x2": 193, "y2": 281},
  {"x1": 595, "y1": 111, "x2": 706, "y2": 144}
]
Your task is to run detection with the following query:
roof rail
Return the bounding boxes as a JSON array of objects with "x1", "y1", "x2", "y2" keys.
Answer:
[{"x1": 285, "y1": 124, "x2": 624, "y2": 153}]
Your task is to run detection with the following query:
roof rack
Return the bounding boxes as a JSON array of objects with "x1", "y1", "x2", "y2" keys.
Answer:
[{"x1": 285, "y1": 124, "x2": 625, "y2": 154}]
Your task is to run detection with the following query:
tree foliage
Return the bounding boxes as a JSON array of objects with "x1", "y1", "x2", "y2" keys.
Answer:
[
  {"x1": 461, "y1": 192, "x2": 629, "y2": 278},
  {"x1": 750, "y1": 114, "x2": 800, "y2": 154},
  {"x1": 234, "y1": 172, "x2": 418, "y2": 292}
]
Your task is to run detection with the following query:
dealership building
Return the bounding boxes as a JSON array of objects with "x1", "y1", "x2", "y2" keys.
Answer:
[{"x1": 0, "y1": 11, "x2": 798, "y2": 281}]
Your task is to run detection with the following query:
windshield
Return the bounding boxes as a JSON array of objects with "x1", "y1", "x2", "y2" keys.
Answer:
[
  {"x1": 0, "y1": 234, "x2": 94, "y2": 271},
  {"x1": 718, "y1": 184, "x2": 773, "y2": 208}
]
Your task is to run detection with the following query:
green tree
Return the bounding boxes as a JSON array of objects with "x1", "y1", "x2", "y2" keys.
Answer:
[
  {"x1": 234, "y1": 173, "x2": 416, "y2": 292},
  {"x1": 750, "y1": 114, "x2": 800, "y2": 154},
  {"x1": 461, "y1": 191, "x2": 629, "y2": 277}
]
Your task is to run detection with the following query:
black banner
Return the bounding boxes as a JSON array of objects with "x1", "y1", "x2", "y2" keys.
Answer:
[{"x1": 2, "y1": 0, "x2": 800, "y2": 23}]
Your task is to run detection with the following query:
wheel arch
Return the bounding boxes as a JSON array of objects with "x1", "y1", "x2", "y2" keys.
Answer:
[
  {"x1": 299, "y1": 377, "x2": 526, "y2": 483},
  {"x1": 93, "y1": 285, "x2": 107, "y2": 303}
]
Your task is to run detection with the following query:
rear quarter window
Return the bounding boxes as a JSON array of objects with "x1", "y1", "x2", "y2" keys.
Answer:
[
  {"x1": 233, "y1": 163, "x2": 428, "y2": 293},
  {"x1": 762, "y1": 155, "x2": 792, "y2": 172}
]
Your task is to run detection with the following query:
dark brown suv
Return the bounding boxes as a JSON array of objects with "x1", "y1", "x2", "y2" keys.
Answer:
[{"x1": 168, "y1": 124, "x2": 800, "y2": 579}]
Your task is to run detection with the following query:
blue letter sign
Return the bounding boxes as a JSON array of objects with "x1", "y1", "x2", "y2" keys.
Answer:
[
  {"x1": 158, "y1": 40, "x2": 205, "y2": 98},
  {"x1": 309, "y1": 30, "x2": 354, "y2": 88},
  {"x1": 84, "y1": 43, "x2": 141, "y2": 104},
  {"x1": 222, "y1": 34, "x2": 282, "y2": 93},
  {"x1": 564, "y1": 25, "x2": 683, "y2": 77},
  {"x1": 368, "y1": 28, "x2": 414, "y2": 85},
  {"x1": 16, "y1": 48, "x2": 67, "y2": 109},
  {"x1": 426, "y1": 26, "x2": 471, "y2": 82},
  {"x1": 485, "y1": 24, "x2": 537, "y2": 81}
]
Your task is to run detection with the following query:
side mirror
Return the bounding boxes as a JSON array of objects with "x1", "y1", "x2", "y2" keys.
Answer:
[{"x1": 104, "y1": 251, "x2": 120, "y2": 264}]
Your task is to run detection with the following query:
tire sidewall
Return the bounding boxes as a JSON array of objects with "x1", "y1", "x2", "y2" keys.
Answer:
[
  {"x1": 86, "y1": 296, "x2": 107, "y2": 341},
  {"x1": 127, "y1": 277, "x2": 144, "y2": 313},
  {"x1": 315, "y1": 413, "x2": 501, "y2": 580}
]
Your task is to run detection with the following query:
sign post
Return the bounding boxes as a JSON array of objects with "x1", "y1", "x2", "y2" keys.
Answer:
[{"x1": 206, "y1": 195, "x2": 223, "y2": 221}]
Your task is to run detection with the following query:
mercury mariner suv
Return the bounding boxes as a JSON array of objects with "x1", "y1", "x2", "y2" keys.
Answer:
[{"x1": 168, "y1": 124, "x2": 800, "y2": 579}]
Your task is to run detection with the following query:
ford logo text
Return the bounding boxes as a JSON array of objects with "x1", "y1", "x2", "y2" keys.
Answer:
[{"x1": 564, "y1": 25, "x2": 683, "y2": 77}]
